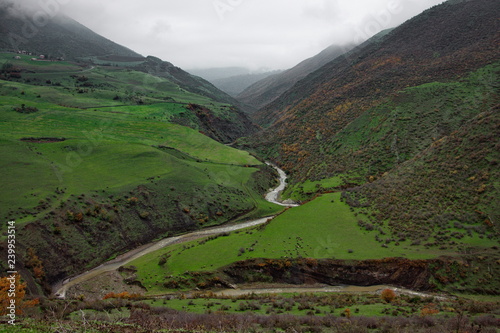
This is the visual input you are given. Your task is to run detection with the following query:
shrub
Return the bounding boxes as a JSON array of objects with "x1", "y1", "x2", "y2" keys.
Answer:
[
  {"x1": 380, "y1": 289, "x2": 397, "y2": 303},
  {"x1": 102, "y1": 291, "x2": 140, "y2": 300},
  {"x1": 158, "y1": 257, "x2": 167, "y2": 266},
  {"x1": 74, "y1": 212, "x2": 83, "y2": 222},
  {"x1": 421, "y1": 304, "x2": 439, "y2": 316},
  {"x1": 13, "y1": 104, "x2": 38, "y2": 113},
  {"x1": 341, "y1": 308, "x2": 351, "y2": 318},
  {"x1": 127, "y1": 197, "x2": 139, "y2": 205}
]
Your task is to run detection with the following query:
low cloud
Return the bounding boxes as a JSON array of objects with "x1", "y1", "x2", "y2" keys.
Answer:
[{"x1": 2, "y1": 0, "x2": 445, "y2": 70}]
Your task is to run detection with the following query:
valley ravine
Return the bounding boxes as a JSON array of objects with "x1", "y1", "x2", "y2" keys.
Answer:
[
  {"x1": 52, "y1": 163, "x2": 446, "y2": 301},
  {"x1": 53, "y1": 163, "x2": 295, "y2": 298}
]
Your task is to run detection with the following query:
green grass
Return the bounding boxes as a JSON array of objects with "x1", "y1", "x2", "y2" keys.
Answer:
[
  {"x1": 455, "y1": 294, "x2": 500, "y2": 302},
  {"x1": 131, "y1": 183, "x2": 498, "y2": 294},
  {"x1": 2, "y1": 55, "x2": 229, "y2": 110},
  {"x1": 0, "y1": 54, "x2": 267, "y2": 228},
  {"x1": 78, "y1": 55, "x2": 145, "y2": 67},
  {"x1": 131, "y1": 192, "x2": 464, "y2": 294},
  {"x1": 68, "y1": 308, "x2": 131, "y2": 321},
  {"x1": 283, "y1": 176, "x2": 344, "y2": 201},
  {"x1": 1, "y1": 53, "x2": 81, "y2": 71},
  {"x1": 0, "y1": 54, "x2": 288, "y2": 283},
  {"x1": 0, "y1": 104, "x2": 259, "y2": 222}
]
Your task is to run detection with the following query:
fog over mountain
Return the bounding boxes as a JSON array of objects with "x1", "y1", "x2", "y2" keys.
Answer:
[{"x1": 1, "y1": 0, "x2": 445, "y2": 70}]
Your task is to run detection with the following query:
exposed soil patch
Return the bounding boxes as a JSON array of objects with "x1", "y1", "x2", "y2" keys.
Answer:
[
  {"x1": 223, "y1": 257, "x2": 439, "y2": 292},
  {"x1": 65, "y1": 270, "x2": 145, "y2": 301}
]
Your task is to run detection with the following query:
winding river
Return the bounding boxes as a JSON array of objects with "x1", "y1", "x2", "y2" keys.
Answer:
[
  {"x1": 265, "y1": 162, "x2": 300, "y2": 207},
  {"x1": 53, "y1": 163, "x2": 296, "y2": 298}
]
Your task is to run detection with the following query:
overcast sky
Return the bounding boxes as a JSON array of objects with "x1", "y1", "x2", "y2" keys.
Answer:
[{"x1": 20, "y1": 0, "x2": 445, "y2": 70}]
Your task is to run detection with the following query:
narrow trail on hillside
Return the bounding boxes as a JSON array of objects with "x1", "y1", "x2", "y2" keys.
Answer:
[{"x1": 53, "y1": 163, "x2": 296, "y2": 299}]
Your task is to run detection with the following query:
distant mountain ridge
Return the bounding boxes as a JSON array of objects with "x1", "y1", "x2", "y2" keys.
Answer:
[
  {"x1": 187, "y1": 67, "x2": 283, "y2": 97},
  {"x1": 241, "y1": 29, "x2": 393, "y2": 122},
  {"x1": 236, "y1": 43, "x2": 357, "y2": 111},
  {"x1": 188, "y1": 67, "x2": 253, "y2": 81},
  {"x1": 133, "y1": 56, "x2": 256, "y2": 117},
  {"x1": 209, "y1": 71, "x2": 283, "y2": 97}
]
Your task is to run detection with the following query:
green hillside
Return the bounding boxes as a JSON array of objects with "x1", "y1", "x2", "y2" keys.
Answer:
[
  {"x1": 342, "y1": 105, "x2": 499, "y2": 254},
  {"x1": 131, "y1": 56, "x2": 256, "y2": 116},
  {"x1": 0, "y1": 53, "x2": 281, "y2": 288},
  {"x1": 129, "y1": 192, "x2": 438, "y2": 294},
  {"x1": 0, "y1": 2, "x2": 253, "y2": 117},
  {"x1": 275, "y1": 63, "x2": 498, "y2": 193}
]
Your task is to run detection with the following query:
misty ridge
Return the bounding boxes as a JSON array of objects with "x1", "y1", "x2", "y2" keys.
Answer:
[{"x1": 0, "y1": 0, "x2": 449, "y2": 71}]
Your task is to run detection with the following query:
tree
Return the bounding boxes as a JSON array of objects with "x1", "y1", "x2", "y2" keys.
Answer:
[
  {"x1": 1, "y1": 62, "x2": 13, "y2": 74},
  {"x1": 25, "y1": 248, "x2": 45, "y2": 280},
  {"x1": 380, "y1": 288, "x2": 397, "y2": 303},
  {"x1": 0, "y1": 274, "x2": 39, "y2": 315}
]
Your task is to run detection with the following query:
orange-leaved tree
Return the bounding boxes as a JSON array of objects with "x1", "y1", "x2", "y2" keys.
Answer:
[
  {"x1": 380, "y1": 288, "x2": 397, "y2": 303},
  {"x1": 0, "y1": 273, "x2": 39, "y2": 315},
  {"x1": 25, "y1": 248, "x2": 45, "y2": 280}
]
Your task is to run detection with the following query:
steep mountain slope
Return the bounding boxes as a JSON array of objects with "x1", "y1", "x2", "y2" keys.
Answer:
[
  {"x1": 244, "y1": 0, "x2": 499, "y2": 179},
  {"x1": 0, "y1": 6, "x2": 141, "y2": 60},
  {"x1": 129, "y1": 0, "x2": 500, "y2": 300},
  {"x1": 237, "y1": 0, "x2": 499, "y2": 253},
  {"x1": 342, "y1": 103, "x2": 499, "y2": 249},
  {"x1": 305, "y1": 64, "x2": 498, "y2": 182},
  {"x1": 236, "y1": 43, "x2": 356, "y2": 111}
]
